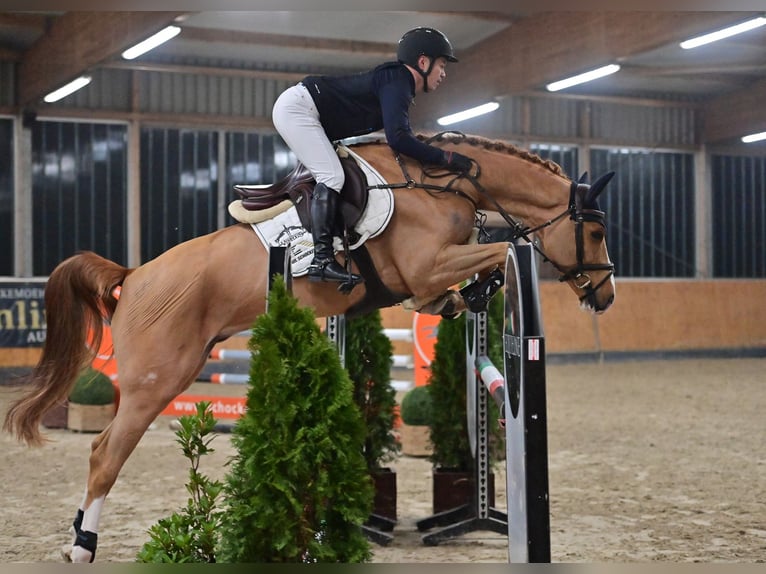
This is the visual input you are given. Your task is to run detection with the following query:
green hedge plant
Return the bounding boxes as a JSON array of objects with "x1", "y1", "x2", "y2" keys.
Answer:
[
  {"x1": 345, "y1": 310, "x2": 400, "y2": 470},
  {"x1": 68, "y1": 367, "x2": 115, "y2": 406},
  {"x1": 427, "y1": 293, "x2": 505, "y2": 471},
  {"x1": 136, "y1": 402, "x2": 223, "y2": 563},
  {"x1": 399, "y1": 385, "x2": 433, "y2": 427}
]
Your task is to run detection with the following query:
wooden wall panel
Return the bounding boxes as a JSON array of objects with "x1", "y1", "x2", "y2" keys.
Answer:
[{"x1": 3, "y1": 280, "x2": 765, "y2": 368}]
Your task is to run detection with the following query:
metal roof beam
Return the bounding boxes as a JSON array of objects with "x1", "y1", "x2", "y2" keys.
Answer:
[
  {"x1": 179, "y1": 25, "x2": 395, "y2": 58},
  {"x1": 18, "y1": 11, "x2": 184, "y2": 107}
]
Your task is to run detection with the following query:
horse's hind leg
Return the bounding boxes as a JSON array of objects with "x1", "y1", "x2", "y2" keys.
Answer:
[
  {"x1": 62, "y1": 398, "x2": 160, "y2": 562},
  {"x1": 63, "y1": 354, "x2": 206, "y2": 562}
]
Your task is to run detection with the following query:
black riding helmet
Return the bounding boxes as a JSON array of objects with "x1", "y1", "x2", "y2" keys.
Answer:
[{"x1": 397, "y1": 27, "x2": 458, "y2": 92}]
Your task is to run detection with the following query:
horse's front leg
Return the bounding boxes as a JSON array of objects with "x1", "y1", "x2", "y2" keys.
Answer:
[
  {"x1": 404, "y1": 289, "x2": 466, "y2": 317},
  {"x1": 403, "y1": 242, "x2": 509, "y2": 315}
]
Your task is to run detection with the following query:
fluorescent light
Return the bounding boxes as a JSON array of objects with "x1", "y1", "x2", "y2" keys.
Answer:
[
  {"x1": 437, "y1": 102, "x2": 500, "y2": 126},
  {"x1": 742, "y1": 131, "x2": 766, "y2": 143},
  {"x1": 121, "y1": 25, "x2": 181, "y2": 60},
  {"x1": 43, "y1": 76, "x2": 92, "y2": 103},
  {"x1": 546, "y1": 64, "x2": 621, "y2": 92},
  {"x1": 680, "y1": 16, "x2": 766, "y2": 49}
]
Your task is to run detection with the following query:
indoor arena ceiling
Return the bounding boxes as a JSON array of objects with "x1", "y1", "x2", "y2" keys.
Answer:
[{"x1": 1, "y1": 10, "x2": 766, "y2": 145}]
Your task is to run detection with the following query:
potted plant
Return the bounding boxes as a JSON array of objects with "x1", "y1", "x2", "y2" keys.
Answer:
[
  {"x1": 345, "y1": 310, "x2": 400, "y2": 523},
  {"x1": 217, "y1": 276, "x2": 372, "y2": 562},
  {"x1": 67, "y1": 367, "x2": 116, "y2": 433},
  {"x1": 426, "y1": 293, "x2": 505, "y2": 515},
  {"x1": 398, "y1": 384, "x2": 433, "y2": 457}
]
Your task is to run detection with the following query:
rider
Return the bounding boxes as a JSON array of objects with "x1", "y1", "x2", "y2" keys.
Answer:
[{"x1": 272, "y1": 26, "x2": 474, "y2": 287}]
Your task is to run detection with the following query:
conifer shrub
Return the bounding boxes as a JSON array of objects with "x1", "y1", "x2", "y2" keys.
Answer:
[
  {"x1": 345, "y1": 310, "x2": 399, "y2": 470},
  {"x1": 217, "y1": 275, "x2": 373, "y2": 563},
  {"x1": 428, "y1": 293, "x2": 505, "y2": 470}
]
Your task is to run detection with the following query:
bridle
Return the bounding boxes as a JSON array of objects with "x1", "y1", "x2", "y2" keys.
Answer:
[
  {"x1": 378, "y1": 143, "x2": 615, "y2": 306},
  {"x1": 466, "y1": 170, "x2": 613, "y2": 306}
]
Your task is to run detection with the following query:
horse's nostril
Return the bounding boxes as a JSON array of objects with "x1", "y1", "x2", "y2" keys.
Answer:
[{"x1": 606, "y1": 294, "x2": 614, "y2": 307}]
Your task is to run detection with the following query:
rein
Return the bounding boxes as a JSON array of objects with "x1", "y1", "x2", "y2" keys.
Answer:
[
  {"x1": 367, "y1": 152, "x2": 480, "y2": 210},
  {"x1": 366, "y1": 137, "x2": 614, "y2": 304}
]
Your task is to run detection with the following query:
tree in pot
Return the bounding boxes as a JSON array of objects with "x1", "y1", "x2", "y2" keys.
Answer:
[
  {"x1": 217, "y1": 276, "x2": 373, "y2": 563},
  {"x1": 345, "y1": 310, "x2": 400, "y2": 524},
  {"x1": 67, "y1": 367, "x2": 116, "y2": 433},
  {"x1": 426, "y1": 293, "x2": 506, "y2": 515}
]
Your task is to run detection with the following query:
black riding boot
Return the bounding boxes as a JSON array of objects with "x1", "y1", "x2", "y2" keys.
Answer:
[{"x1": 307, "y1": 183, "x2": 363, "y2": 287}]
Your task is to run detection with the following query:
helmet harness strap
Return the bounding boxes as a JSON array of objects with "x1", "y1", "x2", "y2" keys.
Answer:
[{"x1": 418, "y1": 56, "x2": 434, "y2": 93}]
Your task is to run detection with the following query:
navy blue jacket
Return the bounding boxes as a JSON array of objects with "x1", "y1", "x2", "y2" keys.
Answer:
[{"x1": 301, "y1": 62, "x2": 447, "y2": 166}]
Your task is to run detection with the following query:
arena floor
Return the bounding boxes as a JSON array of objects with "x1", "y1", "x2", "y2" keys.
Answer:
[{"x1": 1, "y1": 357, "x2": 764, "y2": 563}]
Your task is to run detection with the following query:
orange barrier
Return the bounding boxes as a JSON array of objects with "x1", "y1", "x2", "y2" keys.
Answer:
[{"x1": 412, "y1": 313, "x2": 440, "y2": 387}]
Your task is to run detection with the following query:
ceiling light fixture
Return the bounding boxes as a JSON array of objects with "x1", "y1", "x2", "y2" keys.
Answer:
[
  {"x1": 121, "y1": 25, "x2": 181, "y2": 60},
  {"x1": 680, "y1": 16, "x2": 766, "y2": 49},
  {"x1": 742, "y1": 131, "x2": 766, "y2": 143},
  {"x1": 43, "y1": 76, "x2": 92, "y2": 103},
  {"x1": 546, "y1": 64, "x2": 621, "y2": 92},
  {"x1": 437, "y1": 102, "x2": 500, "y2": 126}
]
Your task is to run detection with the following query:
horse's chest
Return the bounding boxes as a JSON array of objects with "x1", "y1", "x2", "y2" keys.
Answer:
[{"x1": 446, "y1": 210, "x2": 475, "y2": 239}]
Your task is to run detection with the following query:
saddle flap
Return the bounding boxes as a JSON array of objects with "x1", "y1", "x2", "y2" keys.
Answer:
[{"x1": 339, "y1": 156, "x2": 369, "y2": 228}]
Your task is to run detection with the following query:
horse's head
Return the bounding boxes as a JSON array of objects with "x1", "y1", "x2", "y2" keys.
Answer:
[{"x1": 536, "y1": 171, "x2": 616, "y2": 314}]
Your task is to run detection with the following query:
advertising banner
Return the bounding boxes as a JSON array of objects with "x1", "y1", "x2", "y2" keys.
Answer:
[{"x1": 0, "y1": 280, "x2": 47, "y2": 347}]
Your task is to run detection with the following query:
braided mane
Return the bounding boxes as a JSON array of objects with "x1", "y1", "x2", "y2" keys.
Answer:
[{"x1": 349, "y1": 131, "x2": 564, "y2": 176}]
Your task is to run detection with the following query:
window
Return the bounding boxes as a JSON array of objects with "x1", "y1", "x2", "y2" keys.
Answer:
[
  {"x1": 591, "y1": 148, "x2": 695, "y2": 277},
  {"x1": 0, "y1": 118, "x2": 12, "y2": 275},
  {"x1": 225, "y1": 131, "x2": 296, "y2": 225},
  {"x1": 711, "y1": 155, "x2": 766, "y2": 277},
  {"x1": 141, "y1": 128, "x2": 218, "y2": 261},
  {"x1": 31, "y1": 121, "x2": 127, "y2": 275}
]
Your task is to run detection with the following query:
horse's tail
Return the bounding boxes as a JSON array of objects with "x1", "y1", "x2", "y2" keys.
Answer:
[{"x1": 3, "y1": 251, "x2": 131, "y2": 446}]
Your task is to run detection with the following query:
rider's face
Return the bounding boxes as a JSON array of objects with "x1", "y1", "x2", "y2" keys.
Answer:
[{"x1": 418, "y1": 56, "x2": 448, "y2": 92}]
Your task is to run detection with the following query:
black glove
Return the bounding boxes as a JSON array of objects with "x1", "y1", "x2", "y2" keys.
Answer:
[{"x1": 444, "y1": 150, "x2": 473, "y2": 174}]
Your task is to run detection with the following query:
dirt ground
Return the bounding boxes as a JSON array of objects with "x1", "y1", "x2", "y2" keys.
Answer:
[{"x1": 1, "y1": 357, "x2": 765, "y2": 563}]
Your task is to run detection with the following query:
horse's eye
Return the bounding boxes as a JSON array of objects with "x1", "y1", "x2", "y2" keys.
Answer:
[{"x1": 591, "y1": 230, "x2": 604, "y2": 242}]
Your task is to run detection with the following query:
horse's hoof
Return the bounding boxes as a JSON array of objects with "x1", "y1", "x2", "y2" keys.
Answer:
[
  {"x1": 61, "y1": 544, "x2": 73, "y2": 562},
  {"x1": 68, "y1": 545, "x2": 95, "y2": 563},
  {"x1": 441, "y1": 311, "x2": 462, "y2": 320}
]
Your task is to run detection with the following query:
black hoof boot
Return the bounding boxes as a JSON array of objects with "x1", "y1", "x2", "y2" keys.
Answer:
[{"x1": 459, "y1": 268, "x2": 504, "y2": 313}]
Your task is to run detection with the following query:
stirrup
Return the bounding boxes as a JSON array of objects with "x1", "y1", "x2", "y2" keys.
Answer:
[
  {"x1": 308, "y1": 259, "x2": 363, "y2": 293},
  {"x1": 459, "y1": 268, "x2": 504, "y2": 313}
]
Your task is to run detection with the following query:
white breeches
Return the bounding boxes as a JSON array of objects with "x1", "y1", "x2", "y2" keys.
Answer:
[{"x1": 272, "y1": 83, "x2": 345, "y2": 192}]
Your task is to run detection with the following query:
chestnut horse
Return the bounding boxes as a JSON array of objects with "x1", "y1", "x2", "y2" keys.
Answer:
[{"x1": 4, "y1": 133, "x2": 616, "y2": 562}]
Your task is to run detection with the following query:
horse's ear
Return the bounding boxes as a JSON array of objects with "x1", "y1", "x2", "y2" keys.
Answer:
[
  {"x1": 586, "y1": 171, "x2": 615, "y2": 203},
  {"x1": 577, "y1": 171, "x2": 589, "y2": 184}
]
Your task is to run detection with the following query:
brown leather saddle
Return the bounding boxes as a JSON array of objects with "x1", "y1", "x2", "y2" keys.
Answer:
[{"x1": 234, "y1": 156, "x2": 369, "y2": 234}]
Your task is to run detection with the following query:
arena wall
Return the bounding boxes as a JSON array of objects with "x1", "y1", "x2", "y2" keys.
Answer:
[
  {"x1": 381, "y1": 278, "x2": 766, "y2": 359},
  {"x1": 2, "y1": 279, "x2": 765, "y2": 368}
]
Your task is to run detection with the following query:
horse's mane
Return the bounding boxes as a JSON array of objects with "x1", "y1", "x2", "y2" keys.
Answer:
[{"x1": 349, "y1": 132, "x2": 564, "y2": 176}]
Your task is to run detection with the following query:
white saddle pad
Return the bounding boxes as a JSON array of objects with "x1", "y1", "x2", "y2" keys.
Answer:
[{"x1": 241, "y1": 147, "x2": 394, "y2": 277}]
